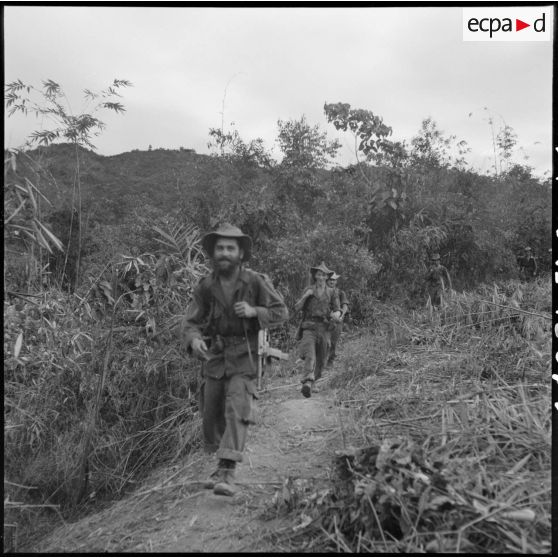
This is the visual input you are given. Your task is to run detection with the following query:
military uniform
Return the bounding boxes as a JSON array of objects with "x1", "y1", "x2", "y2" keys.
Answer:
[
  {"x1": 182, "y1": 267, "x2": 288, "y2": 462},
  {"x1": 518, "y1": 249, "x2": 537, "y2": 280},
  {"x1": 425, "y1": 255, "x2": 451, "y2": 307},
  {"x1": 298, "y1": 285, "x2": 340, "y2": 384},
  {"x1": 329, "y1": 288, "x2": 349, "y2": 363}
]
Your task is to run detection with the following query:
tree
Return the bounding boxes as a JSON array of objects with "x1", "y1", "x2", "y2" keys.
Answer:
[
  {"x1": 481, "y1": 108, "x2": 518, "y2": 178},
  {"x1": 323, "y1": 102, "x2": 393, "y2": 164},
  {"x1": 496, "y1": 124, "x2": 518, "y2": 174},
  {"x1": 409, "y1": 117, "x2": 470, "y2": 169},
  {"x1": 5, "y1": 78, "x2": 131, "y2": 290},
  {"x1": 207, "y1": 126, "x2": 274, "y2": 169},
  {"x1": 276, "y1": 115, "x2": 340, "y2": 169},
  {"x1": 274, "y1": 115, "x2": 340, "y2": 215},
  {"x1": 323, "y1": 102, "x2": 408, "y2": 248},
  {"x1": 5, "y1": 78, "x2": 130, "y2": 149}
]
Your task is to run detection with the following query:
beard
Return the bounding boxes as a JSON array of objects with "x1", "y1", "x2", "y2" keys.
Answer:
[{"x1": 214, "y1": 255, "x2": 241, "y2": 277}]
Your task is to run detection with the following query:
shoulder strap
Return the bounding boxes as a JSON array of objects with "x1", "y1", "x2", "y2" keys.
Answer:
[
  {"x1": 199, "y1": 277, "x2": 217, "y2": 337},
  {"x1": 300, "y1": 291, "x2": 312, "y2": 319}
]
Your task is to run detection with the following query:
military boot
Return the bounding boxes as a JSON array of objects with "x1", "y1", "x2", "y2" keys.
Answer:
[
  {"x1": 202, "y1": 459, "x2": 229, "y2": 489},
  {"x1": 213, "y1": 459, "x2": 239, "y2": 496},
  {"x1": 301, "y1": 381, "x2": 312, "y2": 398}
]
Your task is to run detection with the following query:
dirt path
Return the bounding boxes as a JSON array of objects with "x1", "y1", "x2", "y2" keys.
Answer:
[{"x1": 35, "y1": 367, "x2": 346, "y2": 553}]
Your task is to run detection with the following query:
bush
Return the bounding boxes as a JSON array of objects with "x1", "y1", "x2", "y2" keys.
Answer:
[{"x1": 4, "y1": 221, "x2": 209, "y2": 535}]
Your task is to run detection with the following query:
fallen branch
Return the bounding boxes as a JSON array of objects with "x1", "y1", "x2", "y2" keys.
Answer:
[
  {"x1": 135, "y1": 481, "x2": 207, "y2": 496},
  {"x1": 368, "y1": 412, "x2": 440, "y2": 426},
  {"x1": 477, "y1": 300, "x2": 550, "y2": 320},
  {"x1": 4, "y1": 480, "x2": 37, "y2": 490}
]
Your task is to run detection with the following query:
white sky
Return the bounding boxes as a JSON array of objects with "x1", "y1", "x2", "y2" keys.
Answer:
[{"x1": 4, "y1": 5, "x2": 554, "y2": 177}]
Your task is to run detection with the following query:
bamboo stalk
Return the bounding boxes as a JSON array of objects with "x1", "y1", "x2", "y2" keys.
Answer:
[{"x1": 478, "y1": 299, "x2": 550, "y2": 320}]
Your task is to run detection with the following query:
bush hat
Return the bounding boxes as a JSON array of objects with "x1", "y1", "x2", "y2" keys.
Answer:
[
  {"x1": 328, "y1": 272, "x2": 340, "y2": 280},
  {"x1": 310, "y1": 261, "x2": 333, "y2": 276},
  {"x1": 430, "y1": 253, "x2": 441, "y2": 261},
  {"x1": 524, "y1": 246, "x2": 532, "y2": 251},
  {"x1": 201, "y1": 223, "x2": 252, "y2": 261}
]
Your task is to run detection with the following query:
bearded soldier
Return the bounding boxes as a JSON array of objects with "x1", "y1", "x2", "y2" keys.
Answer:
[{"x1": 181, "y1": 224, "x2": 288, "y2": 496}]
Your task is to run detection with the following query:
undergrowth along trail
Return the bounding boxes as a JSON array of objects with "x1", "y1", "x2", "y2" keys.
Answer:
[
  {"x1": 21, "y1": 284, "x2": 552, "y2": 554},
  {"x1": 31, "y1": 359, "x2": 346, "y2": 553}
]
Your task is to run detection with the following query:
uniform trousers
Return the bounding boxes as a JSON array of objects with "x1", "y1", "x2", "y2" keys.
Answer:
[
  {"x1": 199, "y1": 368, "x2": 257, "y2": 462},
  {"x1": 298, "y1": 323, "x2": 331, "y2": 383}
]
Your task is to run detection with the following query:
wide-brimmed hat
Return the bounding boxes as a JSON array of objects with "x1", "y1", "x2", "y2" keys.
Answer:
[
  {"x1": 328, "y1": 272, "x2": 340, "y2": 280},
  {"x1": 524, "y1": 246, "x2": 532, "y2": 251},
  {"x1": 201, "y1": 223, "x2": 252, "y2": 261},
  {"x1": 310, "y1": 261, "x2": 333, "y2": 276},
  {"x1": 430, "y1": 253, "x2": 441, "y2": 261}
]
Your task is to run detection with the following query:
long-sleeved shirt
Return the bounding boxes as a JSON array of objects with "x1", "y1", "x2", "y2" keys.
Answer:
[
  {"x1": 297, "y1": 286, "x2": 340, "y2": 321},
  {"x1": 181, "y1": 267, "x2": 288, "y2": 379},
  {"x1": 518, "y1": 255, "x2": 537, "y2": 277},
  {"x1": 336, "y1": 289, "x2": 350, "y2": 312},
  {"x1": 426, "y1": 264, "x2": 452, "y2": 291}
]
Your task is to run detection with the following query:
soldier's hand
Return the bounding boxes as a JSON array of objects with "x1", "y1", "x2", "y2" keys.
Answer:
[
  {"x1": 234, "y1": 301, "x2": 257, "y2": 318},
  {"x1": 191, "y1": 338, "x2": 209, "y2": 361},
  {"x1": 331, "y1": 311, "x2": 342, "y2": 322}
]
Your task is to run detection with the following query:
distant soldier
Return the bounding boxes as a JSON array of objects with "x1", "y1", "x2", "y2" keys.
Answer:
[
  {"x1": 294, "y1": 262, "x2": 341, "y2": 398},
  {"x1": 181, "y1": 223, "x2": 288, "y2": 496},
  {"x1": 325, "y1": 272, "x2": 349, "y2": 366},
  {"x1": 517, "y1": 246, "x2": 538, "y2": 280},
  {"x1": 425, "y1": 253, "x2": 452, "y2": 307}
]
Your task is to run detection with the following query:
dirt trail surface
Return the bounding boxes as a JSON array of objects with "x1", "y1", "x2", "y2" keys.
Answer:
[{"x1": 35, "y1": 368, "x2": 346, "y2": 553}]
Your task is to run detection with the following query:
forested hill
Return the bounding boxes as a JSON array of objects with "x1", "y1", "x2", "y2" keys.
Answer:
[
  {"x1": 16, "y1": 144, "x2": 214, "y2": 222},
  {"x1": 9, "y1": 134, "x2": 551, "y2": 307}
]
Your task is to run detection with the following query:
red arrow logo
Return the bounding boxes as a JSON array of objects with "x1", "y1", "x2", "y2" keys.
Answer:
[{"x1": 516, "y1": 19, "x2": 530, "y2": 31}]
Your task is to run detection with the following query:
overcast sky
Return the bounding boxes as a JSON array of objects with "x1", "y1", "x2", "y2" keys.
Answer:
[{"x1": 4, "y1": 5, "x2": 554, "y2": 178}]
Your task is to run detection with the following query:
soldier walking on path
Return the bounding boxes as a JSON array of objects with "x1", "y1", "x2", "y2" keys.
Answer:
[
  {"x1": 517, "y1": 246, "x2": 538, "y2": 280},
  {"x1": 181, "y1": 224, "x2": 288, "y2": 496},
  {"x1": 425, "y1": 253, "x2": 452, "y2": 308},
  {"x1": 294, "y1": 262, "x2": 341, "y2": 398},
  {"x1": 326, "y1": 272, "x2": 349, "y2": 367}
]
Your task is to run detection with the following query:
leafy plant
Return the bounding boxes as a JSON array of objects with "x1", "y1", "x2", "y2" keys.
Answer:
[
  {"x1": 5, "y1": 78, "x2": 131, "y2": 290},
  {"x1": 4, "y1": 152, "x2": 63, "y2": 291},
  {"x1": 323, "y1": 102, "x2": 393, "y2": 162},
  {"x1": 5, "y1": 78, "x2": 131, "y2": 149}
]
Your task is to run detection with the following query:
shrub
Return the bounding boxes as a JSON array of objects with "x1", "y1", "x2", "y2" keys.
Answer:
[{"x1": 4, "y1": 219, "x2": 209, "y2": 550}]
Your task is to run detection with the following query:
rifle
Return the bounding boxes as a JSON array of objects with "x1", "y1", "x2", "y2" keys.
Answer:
[{"x1": 257, "y1": 329, "x2": 289, "y2": 390}]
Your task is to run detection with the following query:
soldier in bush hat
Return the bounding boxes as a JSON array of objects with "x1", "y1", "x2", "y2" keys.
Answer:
[
  {"x1": 425, "y1": 253, "x2": 452, "y2": 307},
  {"x1": 294, "y1": 261, "x2": 341, "y2": 398},
  {"x1": 326, "y1": 271, "x2": 350, "y2": 366},
  {"x1": 517, "y1": 246, "x2": 537, "y2": 280},
  {"x1": 182, "y1": 223, "x2": 288, "y2": 496}
]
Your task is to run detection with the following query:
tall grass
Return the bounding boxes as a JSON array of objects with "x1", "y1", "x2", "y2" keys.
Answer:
[
  {"x1": 3, "y1": 224, "x2": 208, "y2": 550},
  {"x1": 267, "y1": 277, "x2": 551, "y2": 553}
]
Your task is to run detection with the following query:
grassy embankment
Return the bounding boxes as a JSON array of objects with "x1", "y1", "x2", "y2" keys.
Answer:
[
  {"x1": 264, "y1": 277, "x2": 551, "y2": 554},
  {"x1": 4, "y1": 276, "x2": 550, "y2": 553}
]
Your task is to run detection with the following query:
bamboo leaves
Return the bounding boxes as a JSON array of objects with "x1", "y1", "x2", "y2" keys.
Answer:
[
  {"x1": 5, "y1": 77, "x2": 131, "y2": 149},
  {"x1": 4, "y1": 155, "x2": 64, "y2": 255}
]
